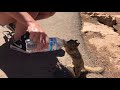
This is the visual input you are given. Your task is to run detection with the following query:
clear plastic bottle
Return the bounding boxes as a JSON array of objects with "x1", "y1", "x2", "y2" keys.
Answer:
[{"x1": 25, "y1": 37, "x2": 65, "y2": 53}]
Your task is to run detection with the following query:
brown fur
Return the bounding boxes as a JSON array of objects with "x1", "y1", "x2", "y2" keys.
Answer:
[{"x1": 63, "y1": 39, "x2": 104, "y2": 78}]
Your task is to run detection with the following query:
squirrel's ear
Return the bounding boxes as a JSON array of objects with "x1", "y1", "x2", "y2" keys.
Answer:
[
  {"x1": 77, "y1": 43, "x2": 80, "y2": 46},
  {"x1": 75, "y1": 40, "x2": 78, "y2": 42}
]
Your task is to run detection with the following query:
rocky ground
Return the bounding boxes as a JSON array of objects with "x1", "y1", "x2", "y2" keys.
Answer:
[
  {"x1": 81, "y1": 12, "x2": 120, "y2": 78},
  {"x1": 1, "y1": 12, "x2": 120, "y2": 78}
]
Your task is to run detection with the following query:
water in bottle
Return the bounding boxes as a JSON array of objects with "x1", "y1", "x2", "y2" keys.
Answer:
[{"x1": 25, "y1": 37, "x2": 65, "y2": 53}]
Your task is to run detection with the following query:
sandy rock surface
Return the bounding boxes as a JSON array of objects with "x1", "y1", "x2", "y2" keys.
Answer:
[{"x1": 81, "y1": 12, "x2": 120, "y2": 78}]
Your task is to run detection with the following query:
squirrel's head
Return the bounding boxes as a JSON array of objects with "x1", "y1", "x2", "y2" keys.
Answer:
[{"x1": 64, "y1": 39, "x2": 80, "y2": 49}]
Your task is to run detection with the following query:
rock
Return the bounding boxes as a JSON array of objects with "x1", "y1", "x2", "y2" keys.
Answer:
[
  {"x1": 81, "y1": 12, "x2": 120, "y2": 78},
  {"x1": 81, "y1": 12, "x2": 117, "y2": 27},
  {"x1": 93, "y1": 15, "x2": 116, "y2": 27}
]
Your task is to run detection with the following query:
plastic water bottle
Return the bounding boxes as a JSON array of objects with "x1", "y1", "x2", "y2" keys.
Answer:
[{"x1": 25, "y1": 37, "x2": 65, "y2": 53}]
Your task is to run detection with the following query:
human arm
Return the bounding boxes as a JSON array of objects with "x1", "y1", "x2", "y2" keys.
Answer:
[{"x1": 5, "y1": 12, "x2": 48, "y2": 50}]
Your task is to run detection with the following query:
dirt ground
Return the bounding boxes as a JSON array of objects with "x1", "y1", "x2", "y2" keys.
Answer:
[{"x1": 81, "y1": 12, "x2": 120, "y2": 78}]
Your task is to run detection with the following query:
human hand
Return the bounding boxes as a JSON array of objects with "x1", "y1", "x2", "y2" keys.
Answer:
[{"x1": 27, "y1": 22, "x2": 49, "y2": 51}]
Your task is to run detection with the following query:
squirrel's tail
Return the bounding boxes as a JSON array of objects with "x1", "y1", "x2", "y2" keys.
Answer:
[{"x1": 84, "y1": 66, "x2": 104, "y2": 73}]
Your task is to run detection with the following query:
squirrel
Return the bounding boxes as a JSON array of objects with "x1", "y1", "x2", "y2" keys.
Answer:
[{"x1": 63, "y1": 39, "x2": 104, "y2": 78}]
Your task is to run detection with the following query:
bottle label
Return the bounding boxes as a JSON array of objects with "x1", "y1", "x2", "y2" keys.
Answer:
[{"x1": 49, "y1": 38, "x2": 58, "y2": 51}]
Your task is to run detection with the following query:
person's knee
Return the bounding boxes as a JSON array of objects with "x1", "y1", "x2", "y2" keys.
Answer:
[
  {"x1": 0, "y1": 13, "x2": 16, "y2": 25},
  {"x1": 49, "y1": 12, "x2": 56, "y2": 16},
  {"x1": 28, "y1": 12, "x2": 39, "y2": 19},
  {"x1": 35, "y1": 12, "x2": 56, "y2": 20},
  {"x1": 40, "y1": 12, "x2": 56, "y2": 16}
]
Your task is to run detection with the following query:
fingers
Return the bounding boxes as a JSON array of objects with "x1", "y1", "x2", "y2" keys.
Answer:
[
  {"x1": 30, "y1": 32, "x2": 45, "y2": 43},
  {"x1": 27, "y1": 23, "x2": 49, "y2": 51},
  {"x1": 39, "y1": 33, "x2": 48, "y2": 49},
  {"x1": 36, "y1": 42, "x2": 41, "y2": 51},
  {"x1": 30, "y1": 32, "x2": 48, "y2": 50},
  {"x1": 40, "y1": 33, "x2": 47, "y2": 44},
  {"x1": 29, "y1": 32, "x2": 35, "y2": 40},
  {"x1": 35, "y1": 34, "x2": 48, "y2": 51},
  {"x1": 32, "y1": 32, "x2": 40, "y2": 43}
]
